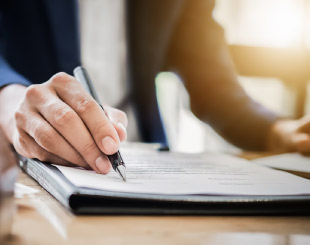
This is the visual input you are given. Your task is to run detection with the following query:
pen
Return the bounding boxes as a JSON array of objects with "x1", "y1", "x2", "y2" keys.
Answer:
[{"x1": 73, "y1": 66, "x2": 127, "y2": 181}]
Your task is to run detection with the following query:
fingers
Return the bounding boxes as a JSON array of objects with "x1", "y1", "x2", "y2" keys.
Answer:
[
  {"x1": 35, "y1": 96, "x2": 111, "y2": 174},
  {"x1": 20, "y1": 111, "x2": 90, "y2": 169},
  {"x1": 13, "y1": 129, "x2": 75, "y2": 166},
  {"x1": 105, "y1": 107, "x2": 128, "y2": 142},
  {"x1": 14, "y1": 72, "x2": 127, "y2": 174},
  {"x1": 292, "y1": 116, "x2": 310, "y2": 154},
  {"x1": 49, "y1": 73, "x2": 127, "y2": 155},
  {"x1": 292, "y1": 133, "x2": 310, "y2": 154}
]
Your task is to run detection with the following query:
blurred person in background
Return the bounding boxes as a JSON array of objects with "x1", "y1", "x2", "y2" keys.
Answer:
[{"x1": 0, "y1": 0, "x2": 309, "y2": 176}]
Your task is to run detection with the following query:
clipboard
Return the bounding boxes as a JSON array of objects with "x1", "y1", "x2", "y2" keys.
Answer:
[{"x1": 18, "y1": 156, "x2": 310, "y2": 215}]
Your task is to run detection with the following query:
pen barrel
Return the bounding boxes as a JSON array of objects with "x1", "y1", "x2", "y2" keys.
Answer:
[
  {"x1": 73, "y1": 66, "x2": 101, "y2": 102},
  {"x1": 73, "y1": 66, "x2": 126, "y2": 178}
]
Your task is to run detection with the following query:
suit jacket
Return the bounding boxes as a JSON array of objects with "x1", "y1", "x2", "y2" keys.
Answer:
[
  {"x1": 0, "y1": 0, "x2": 80, "y2": 86},
  {"x1": 0, "y1": 0, "x2": 167, "y2": 144},
  {"x1": 0, "y1": 0, "x2": 277, "y2": 150}
]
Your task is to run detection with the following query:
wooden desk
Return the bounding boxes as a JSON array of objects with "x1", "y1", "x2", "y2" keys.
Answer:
[{"x1": 2, "y1": 171, "x2": 309, "y2": 245}]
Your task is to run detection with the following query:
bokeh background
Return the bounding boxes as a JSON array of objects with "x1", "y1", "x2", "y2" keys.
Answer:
[{"x1": 79, "y1": 0, "x2": 310, "y2": 153}]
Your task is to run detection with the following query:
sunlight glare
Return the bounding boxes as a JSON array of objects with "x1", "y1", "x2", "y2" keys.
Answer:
[
  {"x1": 214, "y1": 0, "x2": 305, "y2": 48},
  {"x1": 265, "y1": 2, "x2": 303, "y2": 47}
]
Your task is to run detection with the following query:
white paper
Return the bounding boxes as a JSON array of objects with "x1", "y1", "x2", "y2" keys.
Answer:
[
  {"x1": 54, "y1": 148, "x2": 310, "y2": 196},
  {"x1": 252, "y1": 153, "x2": 310, "y2": 173}
]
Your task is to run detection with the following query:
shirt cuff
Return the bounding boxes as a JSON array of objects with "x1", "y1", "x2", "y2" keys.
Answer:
[{"x1": 0, "y1": 56, "x2": 32, "y2": 88}]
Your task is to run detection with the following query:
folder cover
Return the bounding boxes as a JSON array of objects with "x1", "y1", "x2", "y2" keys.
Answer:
[{"x1": 19, "y1": 156, "x2": 310, "y2": 215}]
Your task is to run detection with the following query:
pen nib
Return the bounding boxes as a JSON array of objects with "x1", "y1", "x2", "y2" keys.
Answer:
[{"x1": 116, "y1": 165, "x2": 127, "y2": 182}]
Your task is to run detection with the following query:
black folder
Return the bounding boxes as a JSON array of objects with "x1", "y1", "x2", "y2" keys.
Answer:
[{"x1": 18, "y1": 156, "x2": 310, "y2": 215}]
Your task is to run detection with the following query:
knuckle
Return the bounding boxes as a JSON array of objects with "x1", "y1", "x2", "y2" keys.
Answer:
[
  {"x1": 25, "y1": 85, "x2": 44, "y2": 101},
  {"x1": 80, "y1": 141, "x2": 98, "y2": 157},
  {"x1": 14, "y1": 110, "x2": 25, "y2": 124},
  {"x1": 36, "y1": 129, "x2": 55, "y2": 149},
  {"x1": 50, "y1": 72, "x2": 74, "y2": 88},
  {"x1": 93, "y1": 121, "x2": 111, "y2": 137},
  {"x1": 53, "y1": 107, "x2": 76, "y2": 127},
  {"x1": 36, "y1": 149, "x2": 49, "y2": 162},
  {"x1": 71, "y1": 153, "x2": 86, "y2": 166},
  {"x1": 76, "y1": 97, "x2": 96, "y2": 115},
  {"x1": 51, "y1": 72, "x2": 70, "y2": 83}
]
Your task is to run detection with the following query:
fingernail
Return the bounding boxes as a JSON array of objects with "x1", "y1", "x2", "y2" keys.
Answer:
[
  {"x1": 117, "y1": 122, "x2": 126, "y2": 133},
  {"x1": 102, "y1": 136, "x2": 118, "y2": 154},
  {"x1": 106, "y1": 111, "x2": 114, "y2": 122},
  {"x1": 95, "y1": 156, "x2": 111, "y2": 174}
]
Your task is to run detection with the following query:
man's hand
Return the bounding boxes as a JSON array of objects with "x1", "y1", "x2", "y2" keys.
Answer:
[
  {"x1": 267, "y1": 116, "x2": 310, "y2": 154},
  {"x1": 0, "y1": 73, "x2": 127, "y2": 174}
]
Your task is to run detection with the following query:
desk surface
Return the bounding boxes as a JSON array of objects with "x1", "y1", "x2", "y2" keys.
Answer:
[{"x1": 1, "y1": 171, "x2": 309, "y2": 245}]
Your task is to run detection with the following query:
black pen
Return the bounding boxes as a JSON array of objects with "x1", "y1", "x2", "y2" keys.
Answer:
[{"x1": 73, "y1": 66, "x2": 127, "y2": 181}]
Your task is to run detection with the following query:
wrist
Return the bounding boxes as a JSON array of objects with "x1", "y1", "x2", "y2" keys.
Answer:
[{"x1": 0, "y1": 84, "x2": 27, "y2": 143}]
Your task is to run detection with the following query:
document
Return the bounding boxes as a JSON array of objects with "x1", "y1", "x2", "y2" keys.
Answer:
[
  {"x1": 252, "y1": 153, "x2": 310, "y2": 176},
  {"x1": 55, "y1": 148, "x2": 310, "y2": 196}
]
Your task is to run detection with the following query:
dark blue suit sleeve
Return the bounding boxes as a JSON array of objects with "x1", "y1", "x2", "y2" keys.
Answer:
[
  {"x1": 0, "y1": 0, "x2": 80, "y2": 88},
  {"x1": 0, "y1": 55, "x2": 31, "y2": 88}
]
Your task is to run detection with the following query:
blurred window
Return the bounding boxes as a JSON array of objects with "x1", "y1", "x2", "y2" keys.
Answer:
[{"x1": 214, "y1": 0, "x2": 309, "y2": 48}]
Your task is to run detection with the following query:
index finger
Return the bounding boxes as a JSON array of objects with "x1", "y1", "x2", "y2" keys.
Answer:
[{"x1": 49, "y1": 73, "x2": 120, "y2": 155}]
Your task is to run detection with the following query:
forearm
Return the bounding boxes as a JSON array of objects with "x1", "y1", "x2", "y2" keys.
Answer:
[
  {"x1": 165, "y1": 0, "x2": 279, "y2": 151},
  {"x1": 188, "y1": 78, "x2": 278, "y2": 151},
  {"x1": 0, "y1": 84, "x2": 27, "y2": 143}
]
